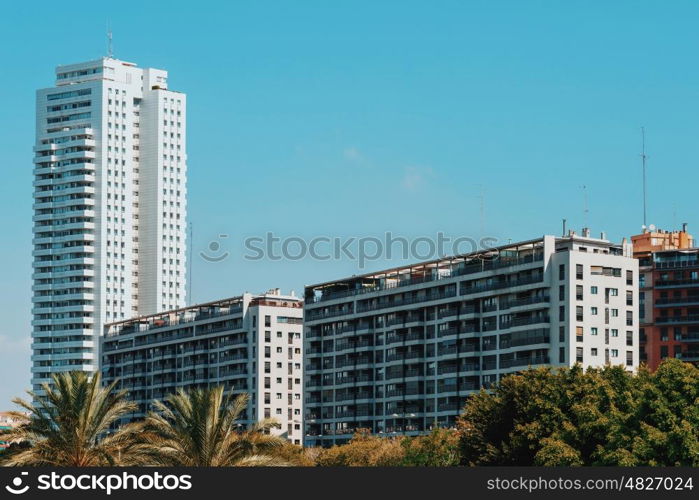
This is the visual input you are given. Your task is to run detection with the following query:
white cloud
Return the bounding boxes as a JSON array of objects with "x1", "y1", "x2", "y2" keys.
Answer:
[
  {"x1": 343, "y1": 147, "x2": 363, "y2": 162},
  {"x1": 400, "y1": 166, "x2": 432, "y2": 192}
]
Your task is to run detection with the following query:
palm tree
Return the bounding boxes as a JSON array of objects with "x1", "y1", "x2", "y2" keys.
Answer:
[
  {"x1": 133, "y1": 388, "x2": 289, "y2": 466},
  {"x1": 0, "y1": 371, "x2": 141, "y2": 466}
]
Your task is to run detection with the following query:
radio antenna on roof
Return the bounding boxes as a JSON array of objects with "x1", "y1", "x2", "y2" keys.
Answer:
[
  {"x1": 641, "y1": 126, "x2": 648, "y2": 228},
  {"x1": 106, "y1": 22, "x2": 114, "y2": 58}
]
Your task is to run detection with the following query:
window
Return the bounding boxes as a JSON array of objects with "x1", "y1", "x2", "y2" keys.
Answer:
[
  {"x1": 609, "y1": 288, "x2": 618, "y2": 296},
  {"x1": 591, "y1": 348, "x2": 598, "y2": 356},
  {"x1": 576, "y1": 285, "x2": 583, "y2": 300},
  {"x1": 591, "y1": 286, "x2": 598, "y2": 295},
  {"x1": 611, "y1": 309, "x2": 618, "y2": 317},
  {"x1": 559, "y1": 347, "x2": 565, "y2": 363},
  {"x1": 559, "y1": 264, "x2": 565, "y2": 280},
  {"x1": 611, "y1": 329, "x2": 619, "y2": 337},
  {"x1": 576, "y1": 347, "x2": 583, "y2": 363},
  {"x1": 576, "y1": 264, "x2": 583, "y2": 280},
  {"x1": 265, "y1": 315, "x2": 271, "y2": 327},
  {"x1": 611, "y1": 349, "x2": 619, "y2": 358},
  {"x1": 576, "y1": 306, "x2": 583, "y2": 321},
  {"x1": 264, "y1": 331, "x2": 271, "y2": 342},
  {"x1": 591, "y1": 327, "x2": 598, "y2": 336},
  {"x1": 591, "y1": 307, "x2": 598, "y2": 315},
  {"x1": 559, "y1": 326, "x2": 565, "y2": 342},
  {"x1": 576, "y1": 326, "x2": 583, "y2": 342},
  {"x1": 626, "y1": 310, "x2": 633, "y2": 326},
  {"x1": 559, "y1": 285, "x2": 565, "y2": 300},
  {"x1": 626, "y1": 270, "x2": 633, "y2": 285},
  {"x1": 660, "y1": 328, "x2": 668, "y2": 341},
  {"x1": 626, "y1": 351, "x2": 633, "y2": 366},
  {"x1": 626, "y1": 331, "x2": 633, "y2": 346},
  {"x1": 559, "y1": 305, "x2": 565, "y2": 321}
]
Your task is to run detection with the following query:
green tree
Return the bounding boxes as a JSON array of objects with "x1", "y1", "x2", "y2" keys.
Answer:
[
  {"x1": 133, "y1": 388, "x2": 289, "y2": 466},
  {"x1": 457, "y1": 359, "x2": 699, "y2": 466},
  {"x1": 0, "y1": 372, "x2": 141, "y2": 466},
  {"x1": 315, "y1": 430, "x2": 405, "y2": 466},
  {"x1": 401, "y1": 428, "x2": 461, "y2": 466}
]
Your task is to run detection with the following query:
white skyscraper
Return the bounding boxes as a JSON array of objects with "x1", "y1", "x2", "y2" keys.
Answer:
[{"x1": 32, "y1": 57, "x2": 187, "y2": 392}]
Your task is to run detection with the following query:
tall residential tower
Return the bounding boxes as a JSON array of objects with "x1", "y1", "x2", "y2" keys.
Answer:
[{"x1": 32, "y1": 58, "x2": 187, "y2": 392}]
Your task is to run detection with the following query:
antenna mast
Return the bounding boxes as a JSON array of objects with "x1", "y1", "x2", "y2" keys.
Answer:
[
  {"x1": 188, "y1": 222, "x2": 193, "y2": 305},
  {"x1": 479, "y1": 186, "x2": 485, "y2": 238},
  {"x1": 582, "y1": 185, "x2": 589, "y2": 228},
  {"x1": 641, "y1": 127, "x2": 648, "y2": 227},
  {"x1": 107, "y1": 23, "x2": 113, "y2": 58}
]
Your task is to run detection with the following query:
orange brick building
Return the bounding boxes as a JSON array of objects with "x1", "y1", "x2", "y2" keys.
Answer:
[{"x1": 632, "y1": 225, "x2": 699, "y2": 369}]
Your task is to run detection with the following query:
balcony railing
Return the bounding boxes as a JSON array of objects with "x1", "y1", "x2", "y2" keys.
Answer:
[
  {"x1": 655, "y1": 278, "x2": 699, "y2": 288},
  {"x1": 308, "y1": 252, "x2": 545, "y2": 304},
  {"x1": 655, "y1": 315, "x2": 699, "y2": 324},
  {"x1": 500, "y1": 355, "x2": 549, "y2": 369}
]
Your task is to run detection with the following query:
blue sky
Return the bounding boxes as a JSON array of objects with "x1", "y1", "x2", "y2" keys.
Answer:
[{"x1": 1, "y1": 0, "x2": 698, "y2": 405}]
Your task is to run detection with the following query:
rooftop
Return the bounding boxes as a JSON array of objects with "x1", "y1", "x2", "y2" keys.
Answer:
[{"x1": 105, "y1": 290, "x2": 302, "y2": 337}]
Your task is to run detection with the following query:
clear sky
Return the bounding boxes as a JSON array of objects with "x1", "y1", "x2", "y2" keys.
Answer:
[{"x1": 2, "y1": 0, "x2": 698, "y2": 406}]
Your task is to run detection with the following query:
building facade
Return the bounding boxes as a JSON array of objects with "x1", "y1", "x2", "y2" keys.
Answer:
[
  {"x1": 303, "y1": 233, "x2": 638, "y2": 446},
  {"x1": 101, "y1": 290, "x2": 304, "y2": 444},
  {"x1": 632, "y1": 226, "x2": 699, "y2": 369},
  {"x1": 32, "y1": 58, "x2": 187, "y2": 392}
]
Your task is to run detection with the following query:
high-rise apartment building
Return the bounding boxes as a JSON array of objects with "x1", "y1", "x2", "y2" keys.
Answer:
[
  {"x1": 32, "y1": 58, "x2": 187, "y2": 392},
  {"x1": 632, "y1": 226, "x2": 699, "y2": 369},
  {"x1": 101, "y1": 290, "x2": 304, "y2": 444},
  {"x1": 303, "y1": 232, "x2": 638, "y2": 446}
]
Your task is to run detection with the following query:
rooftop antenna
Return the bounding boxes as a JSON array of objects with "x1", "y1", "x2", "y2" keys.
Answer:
[
  {"x1": 106, "y1": 22, "x2": 113, "y2": 59},
  {"x1": 477, "y1": 185, "x2": 485, "y2": 239},
  {"x1": 581, "y1": 184, "x2": 589, "y2": 229},
  {"x1": 641, "y1": 126, "x2": 648, "y2": 228},
  {"x1": 188, "y1": 222, "x2": 193, "y2": 305}
]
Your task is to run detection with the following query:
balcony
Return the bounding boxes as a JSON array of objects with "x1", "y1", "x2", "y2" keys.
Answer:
[
  {"x1": 356, "y1": 289, "x2": 457, "y2": 313},
  {"x1": 500, "y1": 355, "x2": 550, "y2": 369},
  {"x1": 500, "y1": 315, "x2": 550, "y2": 329},
  {"x1": 385, "y1": 331, "x2": 424, "y2": 344},
  {"x1": 461, "y1": 273, "x2": 544, "y2": 295},
  {"x1": 655, "y1": 278, "x2": 699, "y2": 288},
  {"x1": 655, "y1": 297, "x2": 699, "y2": 307},
  {"x1": 655, "y1": 315, "x2": 699, "y2": 325},
  {"x1": 499, "y1": 294, "x2": 550, "y2": 310}
]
